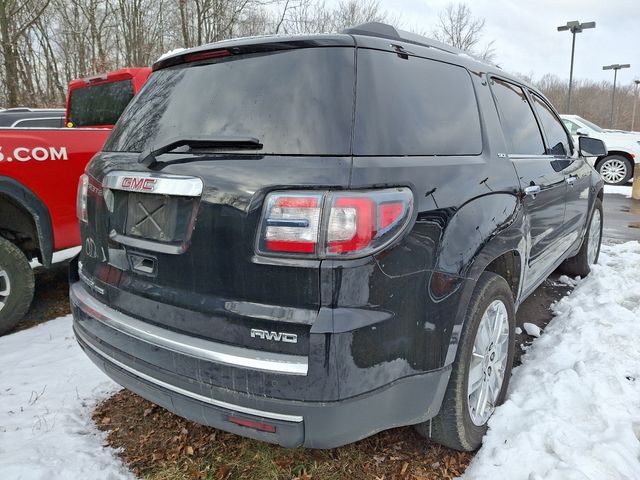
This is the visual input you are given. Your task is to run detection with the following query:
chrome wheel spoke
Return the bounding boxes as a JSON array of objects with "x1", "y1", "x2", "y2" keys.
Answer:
[{"x1": 468, "y1": 357, "x2": 484, "y2": 393}]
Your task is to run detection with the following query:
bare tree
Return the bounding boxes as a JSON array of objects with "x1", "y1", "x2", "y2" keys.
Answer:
[
  {"x1": 0, "y1": 0, "x2": 50, "y2": 106},
  {"x1": 432, "y1": 2, "x2": 495, "y2": 61}
]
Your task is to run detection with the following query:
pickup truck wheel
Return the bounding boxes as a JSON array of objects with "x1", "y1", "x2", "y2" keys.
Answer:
[
  {"x1": 0, "y1": 237, "x2": 35, "y2": 335},
  {"x1": 416, "y1": 272, "x2": 515, "y2": 451},
  {"x1": 596, "y1": 155, "x2": 633, "y2": 185},
  {"x1": 560, "y1": 198, "x2": 603, "y2": 278}
]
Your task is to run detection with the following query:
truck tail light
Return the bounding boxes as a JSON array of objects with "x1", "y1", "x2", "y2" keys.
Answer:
[
  {"x1": 77, "y1": 174, "x2": 89, "y2": 223},
  {"x1": 257, "y1": 188, "x2": 413, "y2": 259}
]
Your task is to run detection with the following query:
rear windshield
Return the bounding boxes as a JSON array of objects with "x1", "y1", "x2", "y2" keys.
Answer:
[
  {"x1": 354, "y1": 50, "x2": 482, "y2": 156},
  {"x1": 104, "y1": 48, "x2": 355, "y2": 155},
  {"x1": 68, "y1": 79, "x2": 135, "y2": 127}
]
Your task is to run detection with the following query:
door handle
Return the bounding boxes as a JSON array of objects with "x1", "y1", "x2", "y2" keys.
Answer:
[
  {"x1": 565, "y1": 176, "x2": 577, "y2": 186},
  {"x1": 524, "y1": 185, "x2": 541, "y2": 198}
]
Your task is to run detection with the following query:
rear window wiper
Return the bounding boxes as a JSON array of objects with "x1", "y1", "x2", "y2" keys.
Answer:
[{"x1": 139, "y1": 135, "x2": 263, "y2": 166}]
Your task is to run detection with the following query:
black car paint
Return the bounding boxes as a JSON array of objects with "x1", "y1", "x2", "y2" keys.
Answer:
[{"x1": 72, "y1": 32, "x2": 603, "y2": 448}]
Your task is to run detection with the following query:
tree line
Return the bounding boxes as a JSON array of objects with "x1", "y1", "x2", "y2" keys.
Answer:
[
  {"x1": 1, "y1": 0, "x2": 638, "y2": 131},
  {"x1": 0, "y1": 0, "x2": 390, "y2": 107}
]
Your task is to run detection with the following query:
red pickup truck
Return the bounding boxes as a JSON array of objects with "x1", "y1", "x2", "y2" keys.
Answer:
[{"x1": 0, "y1": 67, "x2": 150, "y2": 334}]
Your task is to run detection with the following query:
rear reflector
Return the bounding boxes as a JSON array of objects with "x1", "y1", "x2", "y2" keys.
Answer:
[
  {"x1": 228, "y1": 416, "x2": 277, "y2": 433},
  {"x1": 257, "y1": 188, "x2": 413, "y2": 259}
]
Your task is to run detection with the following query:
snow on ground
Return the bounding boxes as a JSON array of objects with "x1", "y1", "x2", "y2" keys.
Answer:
[
  {"x1": 0, "y1": 316, "x2": 132, "y2": 480},
  {"x1": 604, "y1": 184, "x2": 633, "y2": 198},
  {"x1": 463, "y1": 242, "x2": 640, "y2": 480}
]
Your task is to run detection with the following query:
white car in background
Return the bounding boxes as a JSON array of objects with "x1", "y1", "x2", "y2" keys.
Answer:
[{"x1": 561, "y1": 114, "x2": 640, "y2": 185}]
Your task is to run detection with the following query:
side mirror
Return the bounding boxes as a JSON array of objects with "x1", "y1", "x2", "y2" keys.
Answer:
[
  {"x1": 579, "y1": 136, "x2": 607, "y2": 157},
  {"x1": 576, "y1": 128, "x2": 590, "y2": 137}
]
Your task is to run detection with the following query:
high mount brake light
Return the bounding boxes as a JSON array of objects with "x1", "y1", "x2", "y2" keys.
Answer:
[
  {"x1": 183, "y1": 49, "x2": 232, "y2": 63},
  {"x1": 257, "y1": 188, "x2": 413, "y2": 259}
]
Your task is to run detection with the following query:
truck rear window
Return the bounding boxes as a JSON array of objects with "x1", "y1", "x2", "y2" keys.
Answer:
[
  {"x1": 104, "y1": 48, "x2": 355, "y2": 156},
  {"x1": 68, "y1": 79, "x2": 135, "y2": 127}
]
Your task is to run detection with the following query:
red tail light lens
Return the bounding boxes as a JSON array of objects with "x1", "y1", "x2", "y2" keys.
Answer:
[{"x1": 257, "y1": 188, "x2": 413, "y2": 258}]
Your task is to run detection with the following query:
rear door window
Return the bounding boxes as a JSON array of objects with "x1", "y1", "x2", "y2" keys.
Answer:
[
  {"x1": 490, "y1": 78, "x2": 545, "y2": 155},
  {"x1": 531, "y1": 93, "x2": 572, "y2": 156},
  {"x1": 105, "y1": 48, "x2": 355, "y2": 155},
  {"x1": 353, "y1": 49, "x2": 482, "y2": 156},
  {"x1": 68, "y1": 79, "x2": 135, "y2": 127}
]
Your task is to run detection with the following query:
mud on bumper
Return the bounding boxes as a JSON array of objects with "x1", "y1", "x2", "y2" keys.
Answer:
[{"x1": 71, "y1": 282, "x2": 450, "y2": 449}]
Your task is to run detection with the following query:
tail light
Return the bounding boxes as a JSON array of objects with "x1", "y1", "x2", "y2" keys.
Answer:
[
  {"x1": 77, "y1": 174, "x2": 89, "y2": 223},
  {"x1": 257, "y1": 188, "x2": 413, "y2": 259}
]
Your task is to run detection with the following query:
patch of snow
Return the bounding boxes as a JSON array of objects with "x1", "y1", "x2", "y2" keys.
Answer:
[
  {"x1": 463, "y1": 242, "x2": 640, "y2": 480},
  {"x1": 515, "y1": 327, "x2": 522, "y2": 335},
  {"x1": 156, "y1": 47, "x2": 186, "y2": 61},
  {"x1": 557, "y1": 275, "x2": 579, "y2": 287},
  {"x1": 603, "y1": 185, "x2": 632, "y2": 197},
  {"x1": 0, "y1": 316, "x2": 131, "y2": 479},
  {"x1": 522, "y1": 322, "x2": 541, "y2": 337}
]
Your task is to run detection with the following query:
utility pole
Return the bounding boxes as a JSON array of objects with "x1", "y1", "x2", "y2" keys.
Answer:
[
  {"x1": 558, "y1": 21, "x2": 596, "y2": 113},
  {"x1": 632, "y1": 79, "x2": 640, "y2": 132},
  {"x1": 603, "y1": 64, "x2": 631, "y2": 129}
]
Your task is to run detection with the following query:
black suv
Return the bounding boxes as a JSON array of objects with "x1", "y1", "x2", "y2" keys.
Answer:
[{"x1": 71, "y1": 23, "x2": 606, "y2": 451}]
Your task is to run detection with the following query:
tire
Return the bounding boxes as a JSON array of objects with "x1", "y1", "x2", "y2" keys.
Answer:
[
  {"x1": 416, "y1": 272, "x2": 515, "y2": 451},
  {"x1": 0, "y1": 236, "x2": 35, "y2": 335},
  {"x1": 560, "y1": 198, "x2": 603, "y2": 278},
  {"x1": 596, "y1": 155, "x2": 633, "y2": 185}
]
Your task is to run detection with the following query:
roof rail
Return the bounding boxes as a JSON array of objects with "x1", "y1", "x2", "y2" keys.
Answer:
[
  {"x1": 5, "y1": 107, "x2": 33, "y2": 112},
  {"x1": 341, "y1": 22, "x2": 494, "y2": 66}
]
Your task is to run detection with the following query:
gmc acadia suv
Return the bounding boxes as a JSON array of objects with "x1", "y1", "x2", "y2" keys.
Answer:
[{"x1": 70, "y1": 23, "x2": 607, "y2": 451}]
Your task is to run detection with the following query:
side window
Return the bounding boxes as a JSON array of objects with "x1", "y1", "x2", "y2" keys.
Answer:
[
  {"x1": 563, "y1": 119, "x2": 579, "y2": 135},
  {"x1": 354, "y1": 49, "x2": 483, "y2": 156},
  {"x1": 531, "y1": 93, "x2": 571, "y2": 156},
  {"x1": 490, "y1": 78, "x2": 545, "y2": 155}
]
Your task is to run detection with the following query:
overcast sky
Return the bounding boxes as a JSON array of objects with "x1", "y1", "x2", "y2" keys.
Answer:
[{"x1": 373, "y1": 0, "x2": 639, "y2": 84}]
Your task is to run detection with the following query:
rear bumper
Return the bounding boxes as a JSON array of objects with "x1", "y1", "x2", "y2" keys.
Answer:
[{"x1": 71, "y1": 281, "x2": 450, "y2": 448}]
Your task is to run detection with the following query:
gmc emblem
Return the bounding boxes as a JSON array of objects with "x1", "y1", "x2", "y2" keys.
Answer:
[
  {"x1": 121, "y1": 177, "x2": 157, "y2": 192},
  {"x1": 250, "y1": 329, "x2": 298, "y2": 344}
]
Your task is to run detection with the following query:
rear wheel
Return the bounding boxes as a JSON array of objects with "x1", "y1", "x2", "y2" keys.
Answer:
[
  {"x1": 560, "y1": 198, "x2": 603, "y2": 278},
  {"x1": 596, "y1": 155, "x2": 633, "y2": 185},
  {"x1": 416, "y1": 272, "x2": 515, "y2": 451},
  {"x1": 0, "y1": 237, "x2": 35, "y2": 335}
]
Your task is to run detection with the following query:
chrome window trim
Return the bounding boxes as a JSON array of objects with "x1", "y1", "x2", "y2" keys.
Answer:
[
  {"x1": 70, "y1": 283, "x2": 308, "y2": 376},
  {"x1": 102, "y1": 170, "x2": 204, "y2": 197},
  {"x1": 74, "y1": 327, "x2": 303, "y2": 423}
]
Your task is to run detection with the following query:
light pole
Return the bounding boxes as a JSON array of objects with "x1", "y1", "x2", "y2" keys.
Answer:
[
  {"x1": 558, "y1": 20, "x2": 596, "y2": 113},
  {"x1": 632, "y1": 79, "x2": 640, "y2": 132},
  {"x1": 603, "y1": 64, "x2": 631, "y2": 128}
]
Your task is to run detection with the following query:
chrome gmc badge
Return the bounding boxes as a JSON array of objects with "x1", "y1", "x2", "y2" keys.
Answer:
[{"x1": 120, "y1": 176, "x2": 157, "y2": 192}]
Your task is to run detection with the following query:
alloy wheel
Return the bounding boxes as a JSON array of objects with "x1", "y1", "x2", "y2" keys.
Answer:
[
  {"x1": 468, "y1": 299, "x2": 509, "y2": 426},
  {"x1": 599, "y1": 159, "x2": 628, "y2": 184},
  {"x1": 0, "y1": 268, "x2": 10, "y2": 312},
  {"x1": 587, "y1": 209, "x2": 601, "y2": 265}
]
